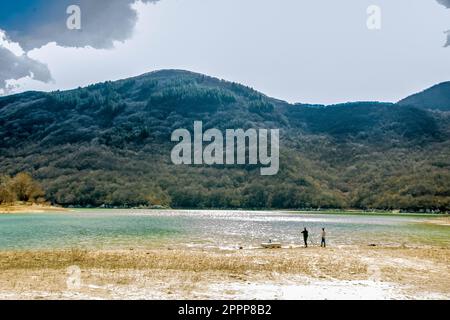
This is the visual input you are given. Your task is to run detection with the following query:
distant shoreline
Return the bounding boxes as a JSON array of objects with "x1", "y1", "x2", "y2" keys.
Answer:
[
  {"x1": 0, "y1": 203, "x2": 69, "y2": 214},
  {"x1": 67, "y1": 207, "x2": 450, "y2": 217},
  {"x1": 1, "y1": 205, "x2": 448, "y2": 217}
]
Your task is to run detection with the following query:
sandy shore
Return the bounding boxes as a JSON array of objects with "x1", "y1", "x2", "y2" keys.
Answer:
[
  {"x1": 0, "y1": 245, "x2": 448, "y2": 300},
  {"x1": 0, "y1": 204, "x2": 68, "y2": 214}
]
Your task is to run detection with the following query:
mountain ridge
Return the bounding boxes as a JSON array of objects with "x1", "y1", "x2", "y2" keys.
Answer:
[
  {"x1": 398, "y1": 81, "x2": 450, "y2": 111},
  {"x1": 0, "y1": 70, "x2": 449, "y2": 211},
  {"x1": 4, "y1": 69, "x2": 448, "y2": 109}
]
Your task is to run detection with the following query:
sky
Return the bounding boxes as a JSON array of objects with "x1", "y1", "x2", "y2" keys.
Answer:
[{"x1": 0, "y1": 0, "x2": 449, "y2": 105}]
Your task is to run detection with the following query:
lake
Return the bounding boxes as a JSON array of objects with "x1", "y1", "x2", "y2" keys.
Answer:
[{"x1": 0, "y1": 210, "x2": 448, "y2": 250}]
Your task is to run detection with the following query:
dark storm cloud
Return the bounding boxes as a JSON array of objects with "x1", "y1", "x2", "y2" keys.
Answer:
[
  {"x1": 1, "y1": 0, "x2": 159, "y2": 51},
  {"x1": 0, "y1": 46, "x2": 52, "y2": 92},
  {"x1": 0, "y1": 0, "x2": 158, "y2": 91}
]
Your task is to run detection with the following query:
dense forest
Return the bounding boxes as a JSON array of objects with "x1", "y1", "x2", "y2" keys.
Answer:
[{"x1": 0, "y1": 70, "x2": 449, "y2": 212}]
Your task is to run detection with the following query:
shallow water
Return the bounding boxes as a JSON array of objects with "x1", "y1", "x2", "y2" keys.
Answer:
[{"x1": 0, "y1": 210, "x2": 448, "y2": 250}]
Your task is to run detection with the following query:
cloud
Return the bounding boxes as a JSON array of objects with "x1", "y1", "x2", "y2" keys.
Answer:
[
  {"x1": 0, "y1": 46, "x2": 52, "y2": 93},
  {"x1": 437, "y1": 0, "x2": 450, "y2": 8},
  {"x1": 1, "y1": 0, "x2": 159, "y2": 51},
  {"x1": 436, "y1": 0, "x2": 450, "y2": 46},
  {"x1": 445, "y1": 30, "x2": 450, "y2": 47},
  {"x1": 0, "y1": 0, "x2": 158, "y2": 92}
]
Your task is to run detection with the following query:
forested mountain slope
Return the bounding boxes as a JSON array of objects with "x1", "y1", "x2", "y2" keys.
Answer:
[{"x1": 1, "y1": 70, "x2": 449, "y2": 211}]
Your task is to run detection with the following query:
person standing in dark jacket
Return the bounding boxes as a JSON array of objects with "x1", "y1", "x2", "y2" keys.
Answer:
[
  {"x1": 321, "y1": 228, "x2": 326, "y2": 247},
  {"x1": 301, "y1": 228, "x2": 309, "y2": 247}
]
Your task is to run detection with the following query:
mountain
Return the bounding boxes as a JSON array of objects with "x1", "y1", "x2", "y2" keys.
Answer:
[
  {"x1": 398, "y1": 82, "x2": 450, "y2": 111},
  {"x1": 1, "y1": 70, "x2": 449, "y2": 211}
]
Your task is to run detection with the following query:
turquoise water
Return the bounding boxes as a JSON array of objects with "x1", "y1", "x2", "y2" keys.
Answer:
[{"x1": 0, "y1": 210, "x2": 448, "y2": 250}]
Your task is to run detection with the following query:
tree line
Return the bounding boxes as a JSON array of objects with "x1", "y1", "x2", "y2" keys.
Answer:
[{"x1": 0, "y1": 173, "x2": 45, "y2": 205}]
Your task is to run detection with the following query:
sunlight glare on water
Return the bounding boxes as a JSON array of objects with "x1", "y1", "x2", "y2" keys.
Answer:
[{"x1": 0, "y1": 210, "x2": 448, "y2": 250}]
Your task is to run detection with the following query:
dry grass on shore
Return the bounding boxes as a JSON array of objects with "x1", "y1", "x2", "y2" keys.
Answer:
[
  {"x1": 0, "y1": 248, "x2": 364, "y2": 277},
  {"x1": 0, "y1": 246, "x2": 448, "y2": 299},
  {"x1": 0, "y1": 246, "x2": 447, "y2": 275}
]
